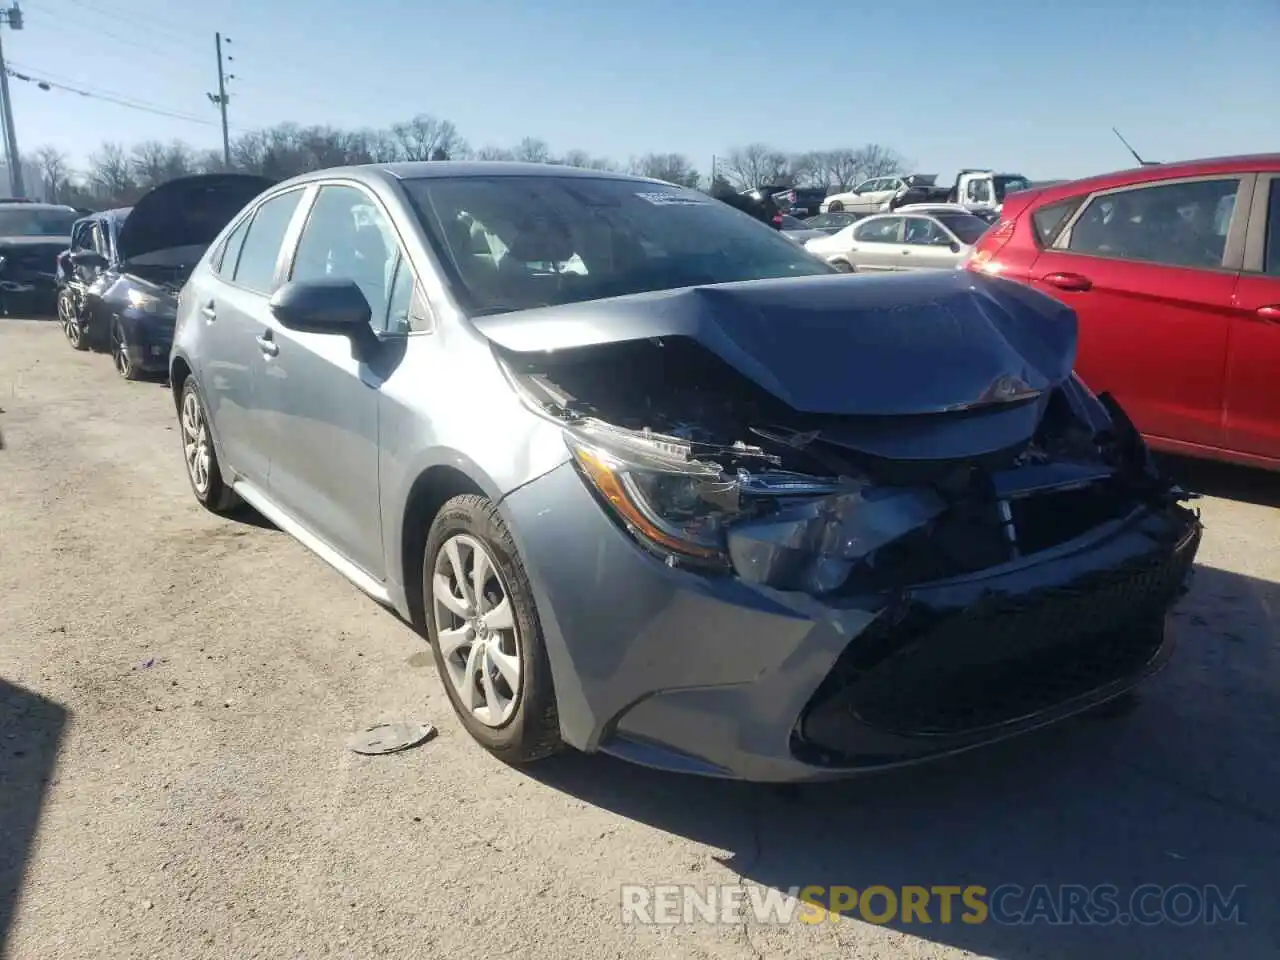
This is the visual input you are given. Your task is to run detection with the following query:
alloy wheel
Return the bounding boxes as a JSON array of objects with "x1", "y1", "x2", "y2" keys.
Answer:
[
  {"x1": 59, "y1": 293, "x2": 81, "y2": 347},
  {"x1": 431, "y1": 533, "x2": 522, "y2": 727},
  {"x1": 180, "y1": 388, "x2": 211, "y2": 496},
  {"x1": 111, "y1": 325, "x2": 132, "y2": 378}
]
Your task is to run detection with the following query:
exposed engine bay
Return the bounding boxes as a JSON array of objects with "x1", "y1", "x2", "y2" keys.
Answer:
[{"x1": 498, "y1": 335, "x2": 1196, "y2": 596}]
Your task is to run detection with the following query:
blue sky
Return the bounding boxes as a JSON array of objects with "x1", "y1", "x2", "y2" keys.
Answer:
[{"x1": 5, "y1": 0, "x2": 1278, "y2": 181}]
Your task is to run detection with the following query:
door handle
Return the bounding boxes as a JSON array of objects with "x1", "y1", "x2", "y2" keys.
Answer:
[
  {"x1": 201, "y1": 302, "x2": 217, "y2": 321},
  {"x1": 901, "y1": 249, "x2": 911, "y2": 255},
  {"x1": 1256, "y1": 305, "x2": 1280, "y2": 323},
  {"x1": 1042, "y1": 272, "x2": 1092, "y2": 292},
  {"x1": 255, "y1": 333, "x2": 279, "y2": 357}
]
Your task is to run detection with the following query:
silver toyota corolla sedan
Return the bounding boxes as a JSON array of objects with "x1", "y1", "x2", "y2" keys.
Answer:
[{"x1": 171, "y1": 162, "x2": 1202, "y2": 782}]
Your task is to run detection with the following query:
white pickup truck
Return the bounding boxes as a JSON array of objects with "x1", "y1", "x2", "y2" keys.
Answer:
[{"x1": 820, "y1": 170, "x2": 1033, "y2": 217}]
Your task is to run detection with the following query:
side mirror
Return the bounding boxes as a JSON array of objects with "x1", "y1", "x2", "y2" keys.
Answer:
[
  {"x1": 269, "y1": 279, "x2": 372, "y2": 336},
  {"x1": 71, "y1": 250, "x2": 108, "y2": 271},
  {"x1": 949, "y1": 242, "x2": 961, "y2": 253}
]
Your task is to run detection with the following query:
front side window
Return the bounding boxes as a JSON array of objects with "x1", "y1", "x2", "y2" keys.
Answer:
[
  {"x1": 402, "y1": 176, "x2": 832, "y2": 317},
  {"x1": 232, "y1": 189, "x2": 303, "y2": 294},
  {"x1": 291, "y1": 185, "x2": 402, "y2": 330},
  {"x1": 1064, "y1": 177, "x2": 1241, "y2": 270},
  {"x1": 853, "y1": 179, "x2": 879, "y2": 194},
  {"x1": 853, "y1": 217, "x2": 904, "y2": 243},
  {"x1": 934, "y1": 213, "x2": 990, "y2": 246},
  {"x1": 903, "y1": 217, "x2": 950, "y2": 246},
  {"x1": 967, "y1": 179, "x2": 993, "y2": 203}
]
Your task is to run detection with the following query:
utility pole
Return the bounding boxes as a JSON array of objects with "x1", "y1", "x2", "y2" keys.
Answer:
[
  {"x1": 0, "y1": 3, "x2": 25, "y2": 198},
  {"x1": 207, "y1": 32, "x2": 233, "y2": 168}
]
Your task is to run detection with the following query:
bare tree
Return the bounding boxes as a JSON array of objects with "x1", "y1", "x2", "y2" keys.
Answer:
[
  {"x1": 391, "y1": 115, "x2": 465, "y2": 161},
  {"x1": 87, "y1": 142, "x2": 136, "y2": 203},
  {"x1": 630, "y1": 152, "x2": 699, "y2": 188},
  {"x1": 852, "y1": 144, "x2": 906, "y2": 179},
  {"x1": 192, "y1": 148, "x2": 226, "y2": 174},
  {"x1": 511, "y1": 137, "x2": 551, "y2": 163},
  {"x1": 472, "y1": 145, "x2": 514, "y2": 161},
  {"x1": 787, "y1": 151, "x2": 826, "y2": 187},
  {"x1": 33, "y1": 146, "x2": 70, "y2": 203},
  {"x1": 131, "y1": 141, "x2": 170, "y2": 188},
  {"x1": 723, "y1": 143, "x2": 789, "y2": 189}
]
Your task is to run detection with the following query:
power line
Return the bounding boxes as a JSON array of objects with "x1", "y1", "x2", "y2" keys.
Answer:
[
  {"x1": 21, "y1": 6, "x2": 209, "y2": 78},
  {"x1": 6, "y1": 60, "x2": 236, "y2": 129}
]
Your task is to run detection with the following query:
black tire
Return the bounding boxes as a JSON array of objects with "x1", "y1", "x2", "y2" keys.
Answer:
[
  {"x1": 59, "y1": 290, "x2": 88, "y2": 351},
  {"x1": 178, "y1": 376, "x2": 240, "y2": 513},
  {"x1": 423, "y1": 494, "x2": 563, "y2": 764},
  {"x1": 111, "y1": 320, "x2": 142, "y2": 381},
  {"x1": 827, "y1": 200, "x2": 844, "y2": 212},
  {"x1": 831, "y1": 259, "x2": 854, "y2": 273}
]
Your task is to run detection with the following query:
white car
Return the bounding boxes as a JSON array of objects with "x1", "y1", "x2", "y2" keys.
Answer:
[
  {"x1": 819, "y1": 176, "x2": 905, "y2": 215},
  {"x1": 803, "y1": 210, "x2": 991, "y2": 273}
]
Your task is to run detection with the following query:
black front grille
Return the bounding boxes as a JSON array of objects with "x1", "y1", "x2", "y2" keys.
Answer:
[
  {"x1": 801, "y1": 522, "x2": 1199, "y2": 744},
  {"x1": 0, "y1": 245, "x2": 62, "y2": 277}
]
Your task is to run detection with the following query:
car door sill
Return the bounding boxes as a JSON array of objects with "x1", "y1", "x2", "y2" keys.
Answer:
[{"x1": 231, "y1": 479, "x2": 393, "y2": 606}]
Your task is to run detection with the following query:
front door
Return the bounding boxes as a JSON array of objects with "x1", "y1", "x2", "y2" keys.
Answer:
[
  {"x1": 901, "y1": 217, "x2": 962, "y2": 271},
  {"x1": 1027, "y1": 174, "x2": 1246, "y2": 452},
  {"x1": 257, "y1": 182, "x2": 411, "y2": 579},
  {"x1": 1224, "y1": 172, "x2": 1280, "y2": 462}
]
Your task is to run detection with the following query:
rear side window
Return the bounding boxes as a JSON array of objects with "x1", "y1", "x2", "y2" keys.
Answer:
[
  {"x1": 231, "y1": 190, "x2": 303, "y2": 294},
  {"x1": 1032, "y1": 200, "x2": 1080, "y2": 247},
  {"x1": 214, "y1": 215, "x2": 251, "y2": 277},
  {"x1": 1265, "y1": 181, "x2": 1280, "y2": 276},
  {"x1": 1063, "y1": 178, "x2": 1241, "y2": 270}
]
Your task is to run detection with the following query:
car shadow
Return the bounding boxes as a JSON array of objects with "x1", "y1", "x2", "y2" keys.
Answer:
[
  {"x1": 0, "y1": 679, "x2": 68, "y2": 954},
  {"x1": 524, "y1": 564, "x2": 1279, "y2": 958},
  {"x1": 1157, "y1": 455, "x2": 1280, "y2": 509}
]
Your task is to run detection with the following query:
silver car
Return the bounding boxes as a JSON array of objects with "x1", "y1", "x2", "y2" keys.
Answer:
[
  {"x1": 804, "y1": 210, "x2": 991, "y2": 273},
  {"x1": 171, "y1": 163, "x2": 1201, "y2": 782}
]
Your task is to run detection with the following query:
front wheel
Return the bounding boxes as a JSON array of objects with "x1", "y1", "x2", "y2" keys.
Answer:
[
  {"x1": 831, "y1": 259, "x2": 855, "y2": 273},
  {"x1": 425, "y1": 494, "x2": 563, "y2": 765},
  {"x1": 826, "y1": 201, "x2": 844, "y2": 213},
  {"x1": 59, "y1": 290, "x2": 88, "y2": 351},
  {"x1": 111, "y1": 320, "x2": 142, "y2": 381}
]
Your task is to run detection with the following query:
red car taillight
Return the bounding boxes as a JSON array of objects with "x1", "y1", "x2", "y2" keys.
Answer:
[{"x1": 966, "y1": 218, "x2": 1017, "y2": 274}]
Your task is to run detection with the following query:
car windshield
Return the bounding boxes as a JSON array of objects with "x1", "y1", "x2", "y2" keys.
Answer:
[
  {"x1": 994, "y1": 176, "x2": 1032, "y2": 201},
  {"x1": 0, "y1": 207, "x2": 78, "y2": 237},
  {"x1": 403, "y1": 175, "x2": 834, "y2": 316},
  {"x1": 934, "y1": 213, "x2": 990, "y2": 245}
]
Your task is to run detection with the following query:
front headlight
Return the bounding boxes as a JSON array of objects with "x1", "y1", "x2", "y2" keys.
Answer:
[
  {"x1": 127, "y1": 288, "x2": 165, "y2": 313},
  {"x1": 565, "y1": 420, "x2": 842, "y2": 569}
]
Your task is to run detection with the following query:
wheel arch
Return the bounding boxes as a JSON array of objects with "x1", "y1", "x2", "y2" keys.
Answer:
[{"x1": 399, "y1": 464, "x2": 488, "y2": 630}]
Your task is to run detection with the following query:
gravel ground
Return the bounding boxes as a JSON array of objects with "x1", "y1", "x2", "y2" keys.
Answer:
[{"x1": 1, "y1": 318, "x2": 1277, "y2": 960}]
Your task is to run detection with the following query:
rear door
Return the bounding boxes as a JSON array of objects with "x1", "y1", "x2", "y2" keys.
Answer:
[
  {"x1": 194, "y1": 187, "x2": 307, "y2": 487},
  {"x1": 848, "y1": 216, "x2": 905, "y2": 271},
  {"x1": 1026, "y1": 174, "x2": 1250, "y2": 452},
  {"x1": 1225, "y1": 171, "x2": 1280, "y2": 462}
]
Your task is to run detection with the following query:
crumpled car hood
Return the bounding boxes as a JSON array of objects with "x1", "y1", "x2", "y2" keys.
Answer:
[{"x1": 471, "y1": 271, "x2": 1077, "y2": 417}]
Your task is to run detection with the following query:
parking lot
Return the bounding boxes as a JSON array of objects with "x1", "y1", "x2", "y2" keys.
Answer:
[{"x1": 1, "y1": 317, "x2": 1278, "y2": 959}]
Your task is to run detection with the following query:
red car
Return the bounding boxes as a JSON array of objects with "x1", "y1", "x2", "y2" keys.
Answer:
[{"x1": 966, "y1": 154, "x2": 1280, "y2": 471}]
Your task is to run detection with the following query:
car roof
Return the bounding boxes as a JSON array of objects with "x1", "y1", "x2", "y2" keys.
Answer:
[
  {"x1": 1030, "y1": 153, "x2": 1280, "y2": 206},
  {"x1": 0, "y1": 201, "x2": 77, "y2": 212},
  {"x1": 272, "y1": 161, "x2": 659, "y2": 190}
]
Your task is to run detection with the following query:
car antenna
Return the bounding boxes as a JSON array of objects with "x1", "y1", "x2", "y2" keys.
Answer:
[{"x1": 1112, "y1": 127, "x2": 1159, "y2": 167}]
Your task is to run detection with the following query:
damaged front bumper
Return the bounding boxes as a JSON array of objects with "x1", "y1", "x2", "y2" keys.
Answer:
[{"x1": 502, "y1": 458, "x2": 1202, "y2": 782}]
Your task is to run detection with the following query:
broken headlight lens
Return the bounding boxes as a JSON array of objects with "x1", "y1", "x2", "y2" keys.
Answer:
[
  {"x1": 567, "y1": 429, "x2": 738, "y2": 563},
  {"x1": 565, "y1": 421, "x2": 840, "y2": 566}
]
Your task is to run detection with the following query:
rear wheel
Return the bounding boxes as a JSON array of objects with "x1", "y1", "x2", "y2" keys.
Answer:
[
  {"x1": 425, "y1": 494, "x2": 563, "y2": 765},
  {"x1": 59, "y1": 290, "x2": 87, "y2": 351},
  {"x1": 827, "y1": 200, "x2": 844, "y2": 212},
  {"x1": 831, "y1": 259, "x2": 855, "y2": 273},
  {"x1": 179, "y1": 377, "x2": 240, "y2": 513}
]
